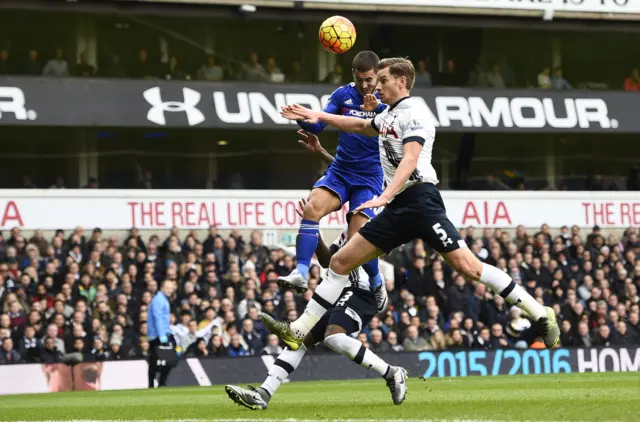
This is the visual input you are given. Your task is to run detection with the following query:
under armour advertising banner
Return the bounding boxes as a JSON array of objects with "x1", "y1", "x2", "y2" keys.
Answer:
[{"x1": 0, "y1": 77, "x2": 639, "y2": 132}]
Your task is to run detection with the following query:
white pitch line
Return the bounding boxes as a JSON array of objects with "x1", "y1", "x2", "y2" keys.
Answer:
[{"x1": 14, "y1": 419, "x2": 583, "y2": 422}]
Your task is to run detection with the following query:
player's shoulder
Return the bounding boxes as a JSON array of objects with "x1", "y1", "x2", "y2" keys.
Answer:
[
  {"x1": 397, "y1": 96, "x2": 427, "y2": 111},
  {"x1": 331, "y1": 83, "x2": 355, "y2": 97}
]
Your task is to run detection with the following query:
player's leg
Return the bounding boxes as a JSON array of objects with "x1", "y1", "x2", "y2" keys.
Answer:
[
  {"x1": 441, "y1": 246, "x2": 559, "y2": 347},
  {"x1": 347, "y1": 185, "x2": 384, "y2": 290},
  {"x1": 279, "y1": 172, "x2": 346, "y2": 293},
  {"x1": 226, "y1": 317, "x2": 325, "y2": 410},
  {"x1": 418, "y1": 186, "x2": 559, "y2": 348},
  {"x1": 322, "y1": 294, "x2": 407, "y2": 405},
  {"x1": 262, "y1": 208, "x2": 407, "y2": 350},
  {"x1": 262, "y1": 233, "x2": 381, "y2": 350}
]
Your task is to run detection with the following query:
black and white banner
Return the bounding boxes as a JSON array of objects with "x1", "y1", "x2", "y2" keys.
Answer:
[
  {"x1": 0, "y1": 347, "x2": 637, "y2": 395},
  {"x1": 0, "y1": 77, "x2": 638, "y2": 132}
]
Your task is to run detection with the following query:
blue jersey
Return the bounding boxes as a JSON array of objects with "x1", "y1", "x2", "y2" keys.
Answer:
[{"x1": 299, "y1": 83, "x2": 385, "y2": 177}]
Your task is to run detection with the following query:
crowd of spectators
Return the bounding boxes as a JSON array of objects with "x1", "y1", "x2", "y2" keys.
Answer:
[
  {"x1": 0, "y1": 44, "x2": 638, "y2": 91},
  {"x1": 0, "y1": 222, "x2": 638, "y2": 365}
]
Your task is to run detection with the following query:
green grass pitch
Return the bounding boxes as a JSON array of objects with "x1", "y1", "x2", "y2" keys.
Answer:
[{"x1": 1, "y1": 373, "x2": 638, "y2": 421}]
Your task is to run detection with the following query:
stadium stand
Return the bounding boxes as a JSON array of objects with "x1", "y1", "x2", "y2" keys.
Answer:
[{"x1": 0, "y1": 224, "x2": 637, "y2": 365}]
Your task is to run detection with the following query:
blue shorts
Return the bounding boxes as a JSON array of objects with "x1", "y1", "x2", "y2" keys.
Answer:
[{"x1": 313, "y1": 167, "x2": 383, "y2": 219}]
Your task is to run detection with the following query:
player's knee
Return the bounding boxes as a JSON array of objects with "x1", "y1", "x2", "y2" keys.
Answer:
[
  {"x1": 302, "y1": 199, "x2": 325, "y2": 221},
  {"x1": 329, "y1": 253, "x2": 350, "y2": 275},
  {"x1": 324, "y1": 333, "x2": 353, "y2": 358},
  {"x1": 448, "y1": 249, "x2": 482, "y2": 281}
]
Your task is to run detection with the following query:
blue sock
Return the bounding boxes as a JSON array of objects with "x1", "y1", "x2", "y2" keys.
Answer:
[
  {"x1": 296, "y1": 219, "x2": 319, "y2": 279},
  {"x1": 362, "y1": 258, "x2": 383, "y2": 289}
]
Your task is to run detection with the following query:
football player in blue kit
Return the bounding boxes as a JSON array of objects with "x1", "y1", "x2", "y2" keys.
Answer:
[{"x1": 279, "y1": 50, "x2": 388, "y2": 302}]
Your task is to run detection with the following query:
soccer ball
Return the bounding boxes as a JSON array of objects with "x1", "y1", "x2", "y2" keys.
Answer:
[{"x1": 318, "y1": 16, "x2": 356, "y2": 54}]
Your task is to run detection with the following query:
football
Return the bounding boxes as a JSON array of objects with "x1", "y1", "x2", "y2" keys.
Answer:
[{"x1": 318, "y1": 15, "x2": 356, "y2": 54}]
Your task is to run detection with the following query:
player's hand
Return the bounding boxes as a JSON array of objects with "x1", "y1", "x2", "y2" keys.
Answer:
[
  {"x1": 360, "y1": 94, "x2": 380, "y2": 112},
  {"x1": 297, "y1": 130, "x2": 323, "y2": 153},
  {"x1": 280, "y1": 105, "x2": 300, "y2": 121},
  {"x1": 296, "y1": 198, "x2": 307, "y2": 219},
  {"x1": 287, "y1": 104, "x2": 320, "y2": 124},
  {"x1": 354, "y1": 195, "x2": 389, "y2": 213}
]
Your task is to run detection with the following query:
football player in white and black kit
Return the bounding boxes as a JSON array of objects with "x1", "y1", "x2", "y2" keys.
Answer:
[
  {"x1": 264, "y1": 57, "x2": 560, "y2": 354},
  {"x1": 226, "y1": 198, "x2": 407, "y2": 409}
]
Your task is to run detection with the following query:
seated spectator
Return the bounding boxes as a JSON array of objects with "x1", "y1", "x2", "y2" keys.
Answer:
[
  {"x1": 197, "y1": 55, "x2": 224, "y2": 81},
  {"x1": 266, "y1": 57, "x2": 285, "y2": 83},
  {"x1": 209, "y1": 334, "x2": 228, "y2": 357},
  {"x1": 102, "y1": 54, "x2": 127, "y2": 78},
  {"x1": 165, "y1": 56, "x2": 189, "y2": 80},
  {"x1": 75, "y1": 51, "x2": 95, "y2": 77},
  {"x1": 24, "y1": 49, "x2": 41, "y2": 75},
  {"x1": 286, "y1": 60, "x2": 308, "y2": 83},
  {"x1": 193, "y1": 338, "x2": 209, "y2": 357},
  {"x1": 0, "y1": 49, "x2": 12, "y2": 75},
  {"x1": 487, "y1": 64, "x2": 505, "y2": 88},
  {"x1": 552, "y1": 67, "x2": 572, "y2": 90},
  {"x1": 623, "y1": 68, "x2": 640, "y2": 92},
  {"x1": 40, "y1": 336, "x2": 63, "y2": 363},
  {"x1": 130, "y1": 49, "x2": 158, "y2": 79},
  {"x1": 241, "y1": 52, "x2": 268, "y2": 82},
  {"x1": 0, "y1": 338, "x2": 21, "y2": 364},
  {"x1": 445, "y1": 329, "x2": 467, "y2": 349},
  {"x1": 386, "y1": 331, "x2": 404, "y2": 352},
  {"x1": 538, "y1": 66, "x2": 552, "y2": 89},
  {"x1": 261, "y1": 334, "x2": 284, "y2": 356},
  {"x1": 19, "y1": 326, "x2": 40, "y2": 363},
  {"x1": 91, "y1": 337, "x2": 110, "y2": 361},
  {"x1": 414, "y1": 59, "x2": 432, "y2": 87},
  {"x1": 473, "y1": 327, "x2": 493, "y2": 350},
  {"x1": 227, "y1": 333, "x2": 248, "y2": 357},
  {"x1": 369, "y1": 329, "x2": 389, "y2": 354},
  {"x1": 438, "y1": 59, "x2": 462, "y2": 86},
  {"x1": 467, "y1": 62, "x2": 488, "y2": 87},
  {"x1": 323, "y1": 63, "x2": 343, "y2": 84},
  {"x1": 42, "y1": 48, "x2": 69, "y2": 77},
  {"x1": 402, "y1": 325, "x2": 429, "y2": 352}
]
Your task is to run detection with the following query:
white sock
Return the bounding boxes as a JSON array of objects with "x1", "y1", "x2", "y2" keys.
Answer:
[
  {"x1": 260, "y1": 345, "x2": 307, "y2": 397},
  {"x1": 324, "y1": 333, "x2": 389, "y2": 377},
  {"x1": 290, "y1": 270, "x2": 349, "y2": 337},
  {"x1": 480, "y1": 263, "x2": 546, "y2": 320}
]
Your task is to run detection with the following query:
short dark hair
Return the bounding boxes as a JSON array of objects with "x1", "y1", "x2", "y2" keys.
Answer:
[
  {"x1": 377, "y1": 57, "x2": 416, "y2": 90},
  {"x1": 352, "y1": 51, "x2": 380, "y2": 73}
]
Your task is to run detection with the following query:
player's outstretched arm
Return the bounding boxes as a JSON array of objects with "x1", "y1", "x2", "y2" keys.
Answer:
[
  {"x1": 283, "y1": 104, "x2": 377, "y2": 136},
  {"x1": 296, "y1": 93, "x2": 341, "y2": 134}
]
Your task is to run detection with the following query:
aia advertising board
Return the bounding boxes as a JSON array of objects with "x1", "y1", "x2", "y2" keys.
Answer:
[{"x1": 0, "y1": 190, "x2": 637, "y2": 230}]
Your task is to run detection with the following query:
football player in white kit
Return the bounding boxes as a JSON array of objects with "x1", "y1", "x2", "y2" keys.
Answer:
[{"x1": 265, "y1": 57, "x2": 559, "y2": 356}]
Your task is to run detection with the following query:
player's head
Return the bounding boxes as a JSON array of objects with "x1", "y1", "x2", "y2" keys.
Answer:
[
  {"x1": 352, "y1": 51, "x2": 380, "y2": 96},
  {"x1": 375, "y1": 57, "x2": 415, "y2": 104}
]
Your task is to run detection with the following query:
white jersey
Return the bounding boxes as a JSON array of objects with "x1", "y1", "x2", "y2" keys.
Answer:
[
  {"x1": 331, "y1": 230, "x2": 371, "y2": 292},
  {"x1": 372, "y1": 96, "x2": 438, "y2": 197}
]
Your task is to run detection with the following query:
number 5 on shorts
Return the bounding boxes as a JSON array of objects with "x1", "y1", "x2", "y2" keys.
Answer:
[{"x1": 432, "y1": 223, "x2": 453, "y2": 247}]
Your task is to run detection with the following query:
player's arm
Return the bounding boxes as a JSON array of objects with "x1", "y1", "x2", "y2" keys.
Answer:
[
  {"x1": 284, "y1": 104, "x2": 377, "y2": 136},
  {"x1": 297, "y1": 130, "x2": 335, "y2": 164},
  {"x1": 296, "y1": 90, "x2": 341, "y2": 134},
  {"x1": 379, "y1": 141, "x2": 423, "y2": 201}
]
